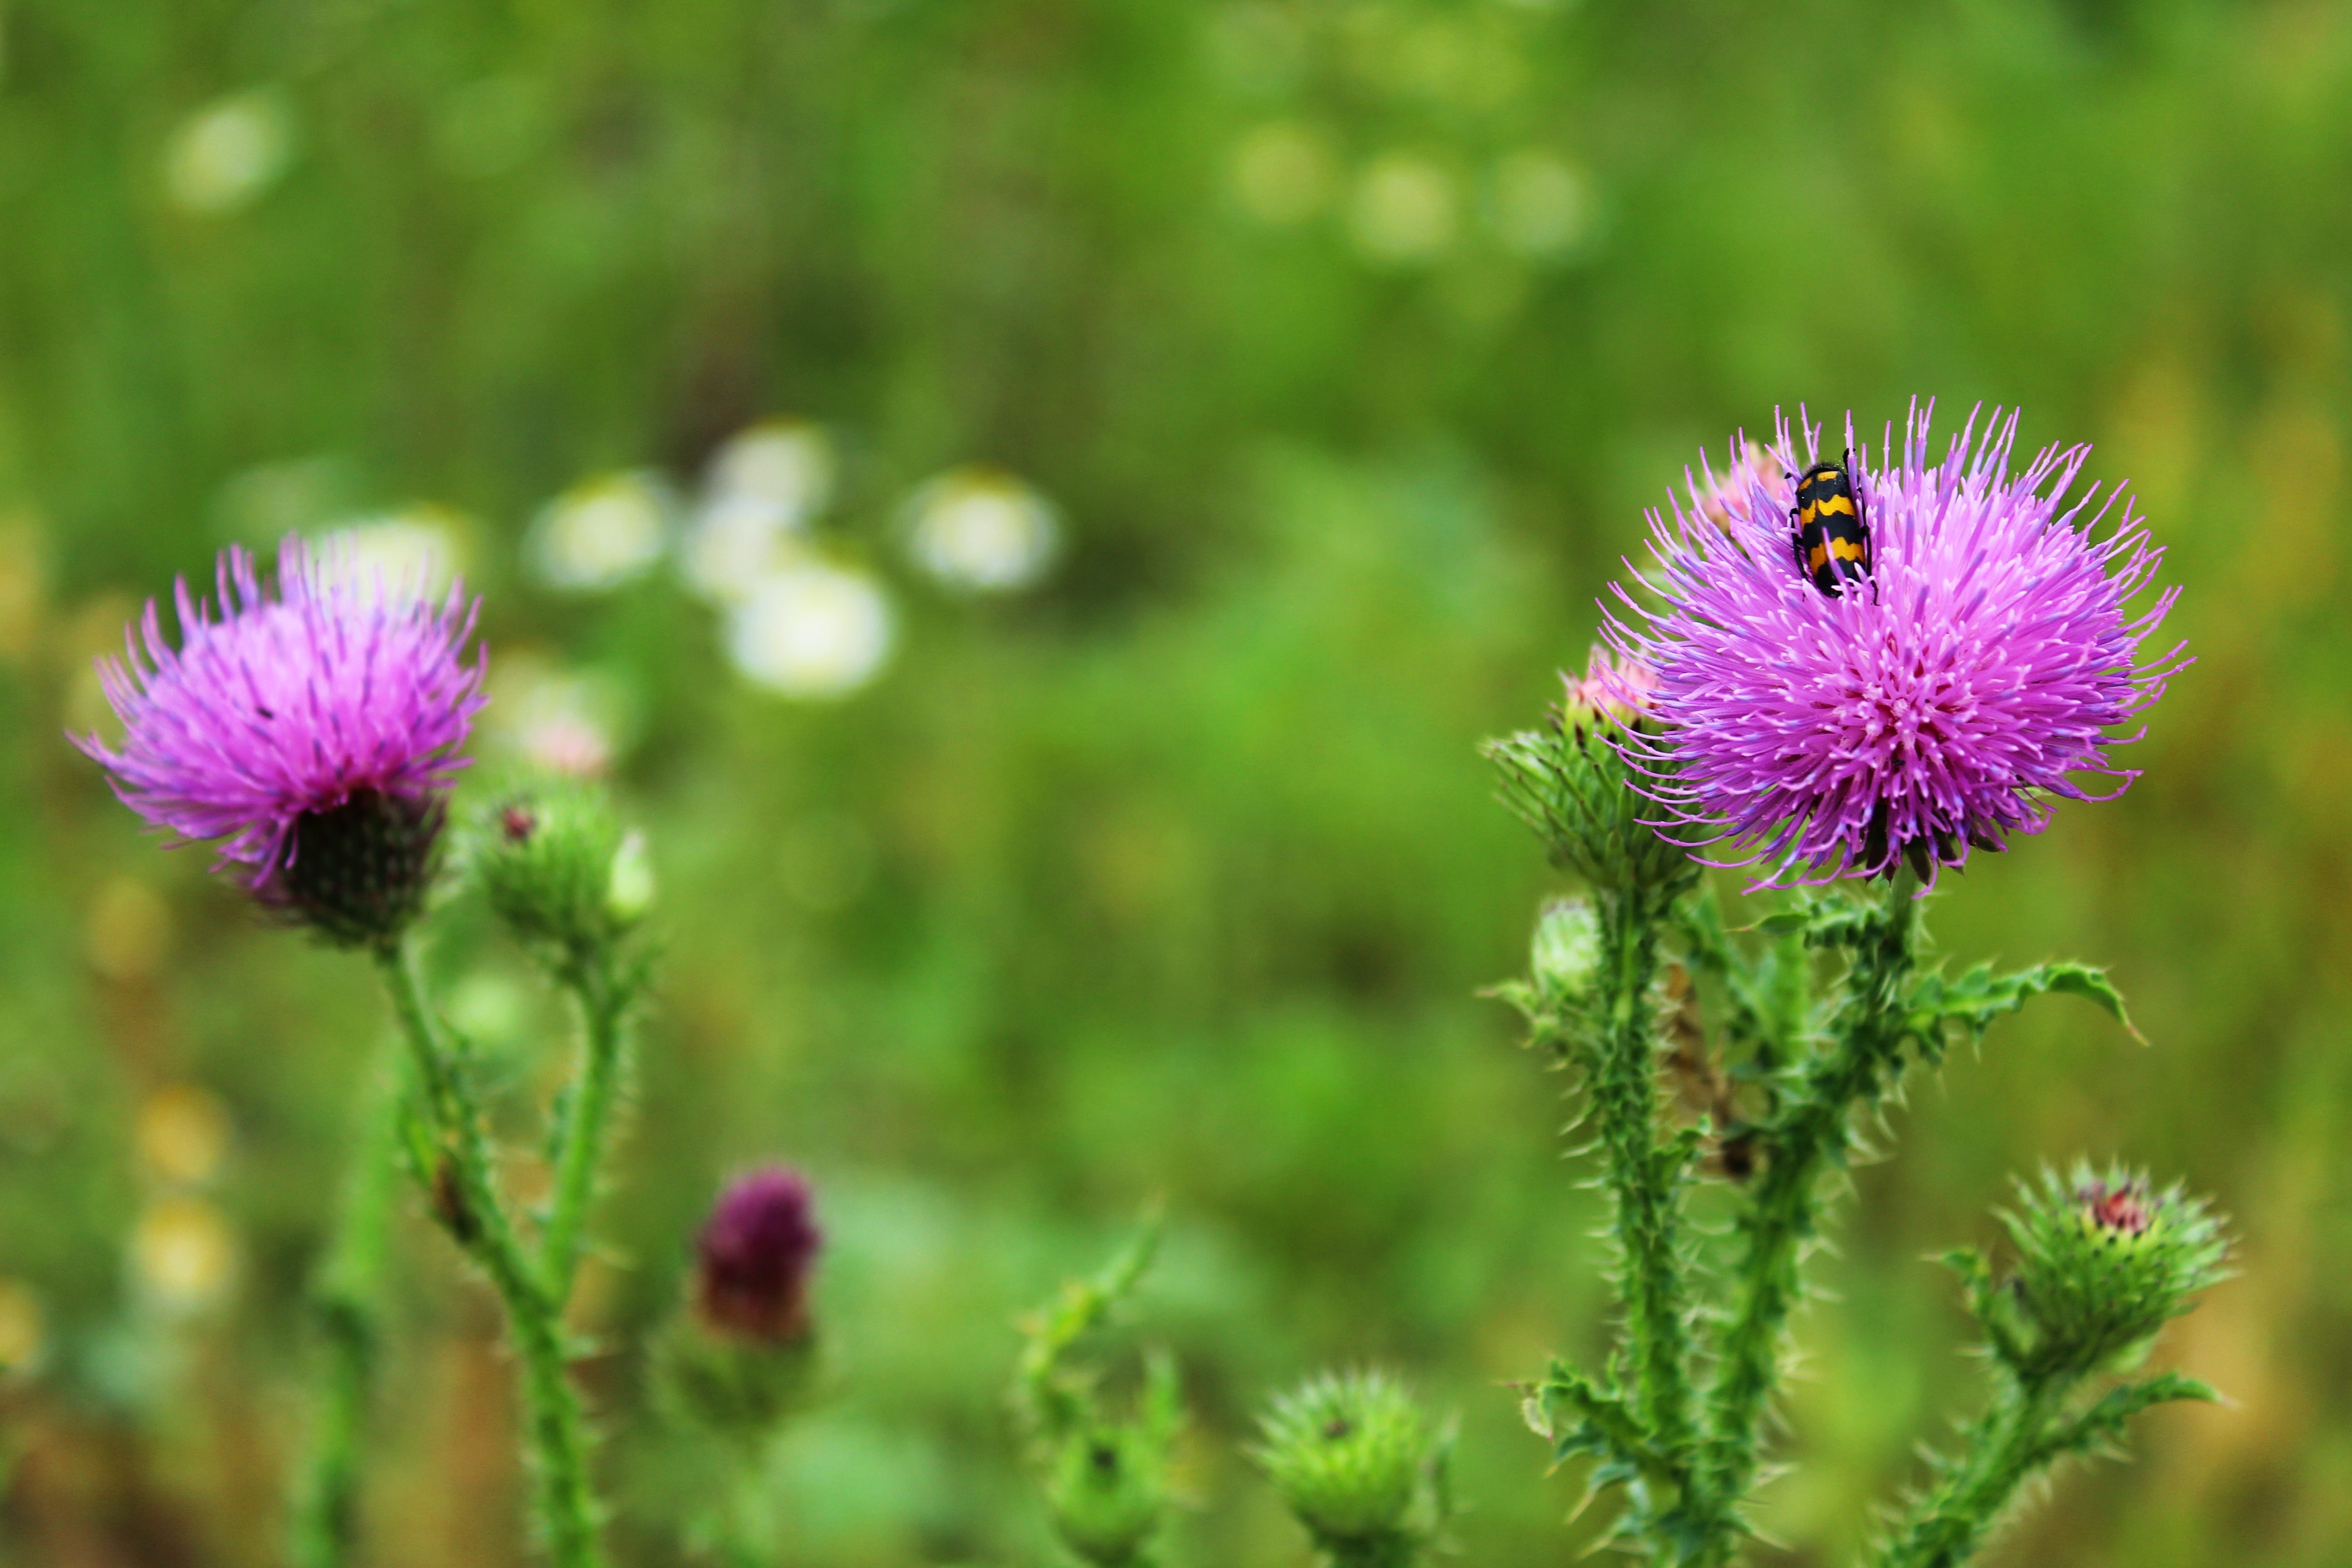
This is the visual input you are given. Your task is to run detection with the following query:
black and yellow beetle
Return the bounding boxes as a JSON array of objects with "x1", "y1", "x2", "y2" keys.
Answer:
[{"x1": 1788, "y1": 453, "x2": 1872, "y2": 598}]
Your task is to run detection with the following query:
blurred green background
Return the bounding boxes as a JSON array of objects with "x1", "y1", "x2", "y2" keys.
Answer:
[{"x1": 3, "y1": 0, "x2": 2349, "y2": 1563}]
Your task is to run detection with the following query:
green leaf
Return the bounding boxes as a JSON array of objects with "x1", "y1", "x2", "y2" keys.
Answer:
[
  {"x1": 1908, "y1": 960, "x2": 2142, "y2": 1057},
  {"x1": 2035, "y1": 1371, "x2": 2218, "y2": 1466}
]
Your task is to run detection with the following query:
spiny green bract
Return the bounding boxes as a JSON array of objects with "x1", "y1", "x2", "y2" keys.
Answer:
[
  {"x1": 1482, "y1": 705, "x2": 1698, "y2": 897},
  {"x1": 466, "y1": 777, "x2": 647, "y2": 952},
  {"x1": 1256, "y1": 1369, "x2": 1448, "y2": 1559},
  {"x1": 1994, "y1": 1161, "x2": 2230, "y2": 1379}
]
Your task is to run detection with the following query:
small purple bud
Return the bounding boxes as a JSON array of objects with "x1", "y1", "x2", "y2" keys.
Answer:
[{"x1": 696, "y1": 1166, "x2": 822, "y2": 1343}]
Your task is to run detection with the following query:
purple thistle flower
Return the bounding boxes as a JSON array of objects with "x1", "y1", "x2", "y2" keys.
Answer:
[
  {"x1": 696, "y1": 1166, "x2": 823, "y2": 1343},
  {"x1": 75, "y1": 536, "x2": 485, "y2": 941},
  {"x1": 1603, "y1": 403, "x2": 2187, "y2": 889}
]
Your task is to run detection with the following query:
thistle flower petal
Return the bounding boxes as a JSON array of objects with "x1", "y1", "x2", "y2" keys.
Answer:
[
  {"x1": 1603, "y1": 402, "x2": 2187, "y2": 889},
  {"x1": 75, "y1": 536, "x2": 486, "y2": 922}
]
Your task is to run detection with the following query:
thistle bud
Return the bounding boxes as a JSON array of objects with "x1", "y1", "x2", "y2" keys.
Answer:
[
  {"x1": 264, "y1": 789, "x2": 445, "y2": 950},
  {"x1": 657, "y1": 1166, "x2": 824, "y2": 1437},
  {"x1": 1044, "y1": 1425, "x2": 1167, "y2": 1567},
  {"x1": 470, "y1": 778, "x2": 644, "y2": 951},
  {"x1": 1997, "y1": 1162, "x2": 2230, "y2": 1379},
  {"x1": 1481, "y1": 650, "x2": 1697, "y2": 897},
  {"x1": 1257, "y1": 1370, "x2": 1448, "y2": 1564},
  {"x1": 1528, "y1": 897, "x2": 1602, "y2": 1014}
]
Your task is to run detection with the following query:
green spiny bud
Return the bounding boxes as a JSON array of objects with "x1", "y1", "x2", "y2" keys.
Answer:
[
  {"x1": 1044, "y1": 1424, "x2": 1167, "y2": 1566},
  {"x1": 1995, "y1": 1161, "x2": 2231, "y2": 1379},
  {"x1": 1257, "y1": 1370, "x2": 1447, "y2": 1565},
  {"x1": 1481, "y1": 653, "x2": 1698, "y2": 897},
  {"x1": 1529, "y1": 897, "x2": 1603, "y2": 1014},
  {"x1": 469, "y1": 777, "x2": 644, "y2": 952}
]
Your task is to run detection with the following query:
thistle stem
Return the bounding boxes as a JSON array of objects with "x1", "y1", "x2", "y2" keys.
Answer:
[
  {"x1": 540, "y1": 946, "x2": 633, "y2": 1302},
  {"x1": 378, "y1": 939, "x2": 608, "y2": 1568},
  {"x1": 289, "y1": 1035, "x2": 405, "y2": 1568},
  {"x1": 1695, "y1": 868, "x2": 1922, "y2": 1552},
  {"x1": 1591, "y1": 886, "x2": 1696, "y2": 1473},
  {"x1": 1865, "y1": 1372, "x2": 2069, "y2": 1568}
]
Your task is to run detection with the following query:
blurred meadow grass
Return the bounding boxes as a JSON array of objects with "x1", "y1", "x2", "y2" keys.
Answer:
[{"x1": 3, "y1": 0, "x2": 2350, "y2": 1563}]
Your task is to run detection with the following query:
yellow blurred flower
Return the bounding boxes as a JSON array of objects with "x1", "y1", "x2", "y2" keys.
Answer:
[
  {"x1": 0, "y1": 1280, "x2": 43, "y2": 1377},
  {"x1": 85, "y1": 875, "x2": 174, "y2": 984},
  {"x1": 1490, "y1": 150, "x2": 1596, "y2": 262},
  {"x1": 0, "y1": 511, "x2": 47, "y2": 665},
  {"x1": 1349, "y1": 153, "x2": 1457, "y2": 266},
  {"x1": 1231, "y1": 122, "x2": 1336, "y2": 225},
  {"x1": 137, "y1": 1085, "x2": 231, "y2": 1189},
  {"x1": 132, "y1": 1196, "x2": 238, "y2": 1316}
]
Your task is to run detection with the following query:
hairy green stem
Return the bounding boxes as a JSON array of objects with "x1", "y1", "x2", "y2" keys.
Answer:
[
  {"x1": 289, "y1": 1036, "x2": 406, "y2": 1568},
  {"x1": 1695, "y1": 868, "x2": 1922, "y2": 1553},
  {"x1": 1592, "y1": 887, "x2": 1695, "y2": 1474},
  {"x1": 539, "y1": 947, "x2": 632, "y2": 1301},
  {"x1": 378, "y1": 940, "x2": 608, "y2": 1568},
  {"x1": 1866, "y1": 1373, "x2": 2069, "y2": 1568}
]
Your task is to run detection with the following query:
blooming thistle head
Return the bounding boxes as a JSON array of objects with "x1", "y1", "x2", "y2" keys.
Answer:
[
  {"x1": 1989, "y1": 1162, "x2": 2230, "y2": 1380},
  {"x1": 74, "y1": 537, "x2": 485, "y2": 948},
  {"x1": 1484, "y1": 646, "x2": 1699, "y2": 897},
  {"x1": 696, "y1": 1166, "x2": 823, "y2": 1343},
  {"x1": 1604, "y1": 403, "x2": 2187, "y2": 890}
]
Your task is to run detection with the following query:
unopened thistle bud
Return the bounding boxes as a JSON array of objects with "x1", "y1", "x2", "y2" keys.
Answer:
[
  {"x1": 1045, "y1": 1424, "x2": 1168, "y2": 1567},
  {"x1": 1483, "y1": 649, "x2": 1698, "y2": 898},
  {"x1": 470, "y1": 777, "x2": 646, "y2": 951},
  {"x1": 1998, "y1": 1161, "x2": 2230, "y2": 1380},
  {"x1": 697, "y1": 1166, "x2": 822, "y2": 1343},
  {"x1": 1257, "y1": 1370, "x2": 1449, "y2": 1567},
  {"x1": 658, "y1": 1166, "x2": 824, "y2": 1437},
  {"x1": 1528, "y1": 897, "x2": 1603, "y2": 1014}
]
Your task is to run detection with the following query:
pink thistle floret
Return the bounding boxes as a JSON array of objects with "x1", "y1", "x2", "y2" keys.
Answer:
[
  {"x1": 1603, "y1": 402, "x2": 2188, "y2": 890},
  {"x1": 74, "y1": 535, "x2": 487, "y2": 887}
]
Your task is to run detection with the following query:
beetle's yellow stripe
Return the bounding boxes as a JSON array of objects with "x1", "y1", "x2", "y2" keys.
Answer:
[{"x1": 1802, "y1": 493, "x2": 1856, "y2": 521}]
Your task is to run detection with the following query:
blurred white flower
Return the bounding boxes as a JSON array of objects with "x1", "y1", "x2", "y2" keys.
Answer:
[
  {"x1": 1490, "y1": 150, "x2": 1595, "y2": 261},
  {"x1": 526, "y1": 471, "x2": 670, "y2": 593},
  {"x1": 710, "y1": 420, "x2": 836, "y2": 517},
  {"x1": 132, "y1": 1196, "x2": 238, "y2": 1317},
  {"x1": 315, "y1": 505, "x2": 468, "y2": 598},
  {"x1": 1231, "y1": 122, "x2": 1335, "y2": 225},
  {"x1": 1349, "y1": 153, "x2": 1457, "y2": 265},
  {"x1": 725, "y1": 562, "x2": 895, "y2": 699},
  {"x1": 682, "y1": 422, "x2": 836, "y2": 603},
  {"x1": 164, "y1": 89, "x2": 295, "y2": 216},
  {"x1": 487, "y1": 655, "x2": 640, "y2": 776},
  {"x1": 904, "y1": 467, "x2": 1059, "y2": 594}
]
